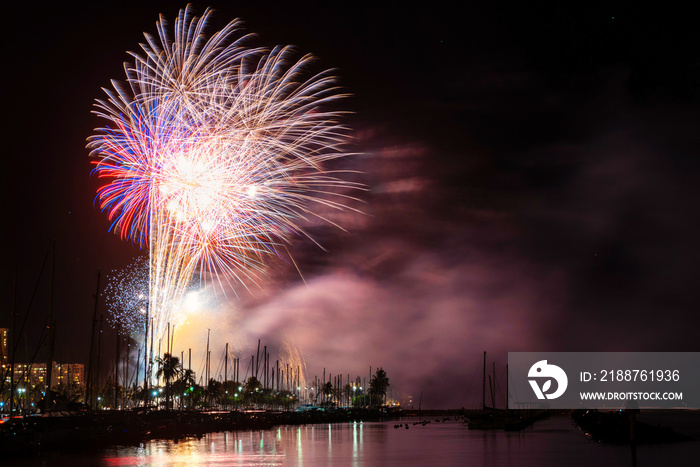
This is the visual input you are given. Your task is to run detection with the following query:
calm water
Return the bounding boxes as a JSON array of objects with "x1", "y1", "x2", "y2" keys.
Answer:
[{"x1": 7, "y1": 415, "x2": 699, "y2": 466}]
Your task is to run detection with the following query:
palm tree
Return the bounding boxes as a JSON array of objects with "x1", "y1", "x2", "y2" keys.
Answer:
[
  {"x1": 244, "y1": 376, "x2": 262, "y2": 407},
  {"x1": 244, "y1": 376, "x2": 262, "y2": 392},
  {"x1": 206, "y1": 378, "x2": 223, "y2": 407},
  {"x1": 221, "y1": 379, "x2": 239, "y2": 409},
  {"x1": 369, "y1": 368, "x2": 390, "y2": 407},
  {"x1": 172, "y1": 368, "x2": 196, "y2": 409},
  {"x1": 343, "y1": 384, "x2": 352, "y2": 407},
  {"x1": 156, "y1": 353, "x2": 181, "y2": 410},
  {"x1": 322, "y1": 381, "x2": 333, "y2": 406}
]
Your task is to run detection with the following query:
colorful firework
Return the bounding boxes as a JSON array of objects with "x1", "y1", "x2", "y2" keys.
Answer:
[
  {"x1": 88, "y1": 6, "x2": 359, "y2": 350},
  {"x1": 104, "y1": 256, "x2": 149, "y2": 336}
]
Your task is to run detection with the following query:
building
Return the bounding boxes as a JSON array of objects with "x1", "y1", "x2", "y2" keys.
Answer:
[
  {"x1": 3, "y1": 361, "x2": 84, "y2": 391},
  {"x1": 1, "y1": 361, "x2": 86, "y2": 411},
  {"x1": 53, "y1": 362, "x2": 85, "y2": 390},
  {"x1": 0, "y1": 328, "x2": 8, "y2": 365}
]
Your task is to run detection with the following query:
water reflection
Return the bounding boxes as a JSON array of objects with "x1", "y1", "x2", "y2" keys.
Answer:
[
  {"x1": 5, "y1": 415, "x2": 699, "y2": 466},
  {"x1": 296, "y1": 427, "x2": 302, "y2": 463}
]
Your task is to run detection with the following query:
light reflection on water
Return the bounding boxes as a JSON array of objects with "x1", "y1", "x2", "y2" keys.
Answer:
[{"x1": 6, "y1": 415, "x2": 699, "y2": 466}]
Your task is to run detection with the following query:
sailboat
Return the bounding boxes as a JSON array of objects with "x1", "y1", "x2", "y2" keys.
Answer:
[{"x1": 465, "y1": 352, "x2": 541, "y2": 430}]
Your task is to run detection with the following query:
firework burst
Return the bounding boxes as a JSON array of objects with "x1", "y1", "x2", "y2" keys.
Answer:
[{"x1": 88, "y1": 6, "x2": 359, "y2": 349}]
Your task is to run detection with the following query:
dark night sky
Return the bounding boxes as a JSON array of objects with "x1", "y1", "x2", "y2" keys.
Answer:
[{"x1": 2, "y1": 1, "x2": 700, "y2": 408}]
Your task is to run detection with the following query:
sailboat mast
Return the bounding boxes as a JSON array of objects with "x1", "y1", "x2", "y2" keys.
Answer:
[
  {"x1": 505, "y1": 364, "x2": 509, "y2": 410},
  {"x1": 44, "y1": 242, "x2": 56, "y2": 413},
  {"x1": 482, "y1": 351, "x2": 486, "y2": 410},
  {"x1": 144, "y1": 306, "x2": 149, "y2": 407},
  {"x1": 9, "y1": 268, "x2": 17, "y2": 416},
  {"x1": 492, "y1": 361, "x2": 496, "y2": 408},
  {"x1": 206, "y1": 329, "x2": 210, "y2": 383},
  {"x1": 87, "y1": 270, "x2": 100, "y2": 408},
  {"x1": 114, "y1": 322, "x2": 120, "y2": 409}
]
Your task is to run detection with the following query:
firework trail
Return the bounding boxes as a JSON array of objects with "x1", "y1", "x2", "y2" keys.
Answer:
[
  {"x1": 88, "y1": 6, "x2": 359, "y2": 352},
  {"x1": 280, "y1": 341, "x2": 308, "y2": 392}
]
